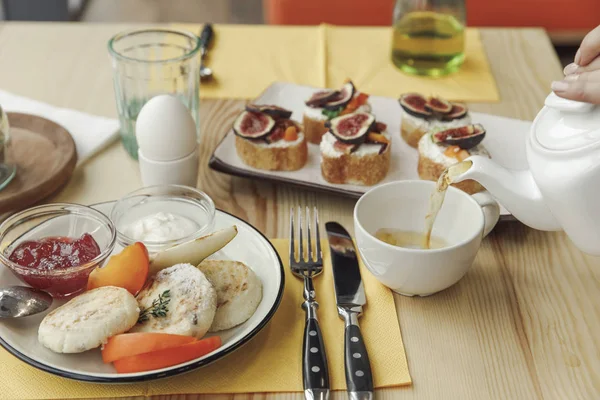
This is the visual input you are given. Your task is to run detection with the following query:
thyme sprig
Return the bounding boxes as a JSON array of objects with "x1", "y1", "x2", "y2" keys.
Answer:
[{"x1": 137, "y1": 289, "x2": 171, "y2": 324}]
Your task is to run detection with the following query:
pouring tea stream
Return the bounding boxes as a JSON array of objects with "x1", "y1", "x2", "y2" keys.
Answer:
[{"x1": 450, "y1": 92, "x2": 600, "y2": 255}]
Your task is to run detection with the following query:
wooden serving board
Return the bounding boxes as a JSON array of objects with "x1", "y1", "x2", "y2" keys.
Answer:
[{"x1": 0, "y1": 112, "x2": 76, "y2": 213}]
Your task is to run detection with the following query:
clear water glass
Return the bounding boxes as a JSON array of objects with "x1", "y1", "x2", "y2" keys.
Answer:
[
  {"x1": 0, "y1": 106, "x2": 17, "y2": 191},
  {"x1": 108, "y1": 29, "x2": 201, "y2": 159}
]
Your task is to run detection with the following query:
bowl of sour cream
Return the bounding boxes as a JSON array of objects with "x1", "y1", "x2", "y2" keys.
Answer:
[{"x1": 111, "y1": 185, "x2": 215, "y2": 253}]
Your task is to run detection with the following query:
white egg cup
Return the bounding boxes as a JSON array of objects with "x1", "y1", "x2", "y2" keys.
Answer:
[{"x1": 138, "y1": 148, "x2": 199, "y2": 187}]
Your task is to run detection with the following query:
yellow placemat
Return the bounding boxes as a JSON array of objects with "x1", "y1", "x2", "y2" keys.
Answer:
[
  {"x1": 175, "y1": 23, "x2": 499, "y2": 102},
  {"x1": 326, "y1": 26, "x2": 499, "y2": 102},
  {"x1": 0, "y1": 239, "x2": 410, "y2": 399},
  {"x1": 178, "y1": 24, "x2": 327, "y2": 100}
]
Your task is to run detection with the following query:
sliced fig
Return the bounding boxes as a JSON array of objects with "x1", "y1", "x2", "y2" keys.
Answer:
[
  {"x1": 399, "y1": 93, "x2": 431, "y2": 118},
  {"x1": 232, "y1": 111, "x2": 275, "y2": 140},
  {"x1": 425, "y1": 96, "x2": 452, "y2": 114},
  {"x1": 372, "y1": 122, "x2": 388, "y2": 133},
  {"x1": 245, "y1": 104, "x2": 292, "y2": 119},
  {"x1": 333, "y1": 141, "x2": 358, "y2": 154},
  {"x1": 377, "y1": 143, "x2": 389, "y2": 155},
  {"x1": 306, "y1": 90, "x2": 339, "y2": 107},
  {"x1": 326, "y1": 112, "x2": 375, "y2": 144},
  {"x1": 323, "y1": 81, "x2": 356, "y2": 110},
  {"x1": 433, "y1": 124, "x2": 486, "y2": 149},
  {"x1": 441, "y1": 103, "x2": 468, "y2": 121}
]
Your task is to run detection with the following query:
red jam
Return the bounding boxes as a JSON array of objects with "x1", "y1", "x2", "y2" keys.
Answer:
[{"x1": 8, "y1": 234, "x2": 101, "y2": 298}]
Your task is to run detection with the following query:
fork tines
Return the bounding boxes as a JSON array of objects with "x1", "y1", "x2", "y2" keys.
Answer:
[{"x1": 289, "y1": 207, "x2": 322, "y2": 266}]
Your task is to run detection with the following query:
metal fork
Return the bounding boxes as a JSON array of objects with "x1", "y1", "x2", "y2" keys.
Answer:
[{"x1": 290, "y1": 207, "x2": 330, "y2": 400}]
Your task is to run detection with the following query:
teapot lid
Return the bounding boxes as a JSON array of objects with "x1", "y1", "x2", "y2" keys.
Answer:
[{"x1": 534, "y1": 93, "x2": 600, "y2": 151}]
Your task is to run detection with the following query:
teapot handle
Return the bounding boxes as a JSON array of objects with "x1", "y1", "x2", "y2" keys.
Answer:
[{"x1": 472, "y1": 192, "x2": 500, "y2": 237}]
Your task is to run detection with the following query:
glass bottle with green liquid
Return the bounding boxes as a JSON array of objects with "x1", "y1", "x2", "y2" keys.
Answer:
[{"x1": 391, "y1": 0, "x2": 466, "y2": 77}]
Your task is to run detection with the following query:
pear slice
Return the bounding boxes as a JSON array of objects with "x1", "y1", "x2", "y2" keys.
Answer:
[{"x1": 149, "y1": 225, "x2": 238, "y2": 275}]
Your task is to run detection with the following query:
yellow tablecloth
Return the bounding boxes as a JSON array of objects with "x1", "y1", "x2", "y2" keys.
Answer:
[
  {"x1": 177, "y1": 24, "x2": 499, "y2": 102},
  {"x1": 0, "y1": 239, "x2": 410, "y2": 399}
]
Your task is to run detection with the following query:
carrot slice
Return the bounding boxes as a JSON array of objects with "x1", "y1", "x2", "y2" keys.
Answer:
[
  {"x1": 113, "y1": 336, "x2": 222, "y2": 373},
  {"x1": 102, "y1": 333, "x2": 196, "y2": 363}
]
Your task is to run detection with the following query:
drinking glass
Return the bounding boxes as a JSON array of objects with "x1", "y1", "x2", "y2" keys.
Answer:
[
  {"x1": 391, "y1": 0, "x2": 466, "y2": 77},
  {"x1": 108, "y1": 29, "x2": 201, "y2": 159},
  {"x1": 0, "y1": 106, "x2": 16, "y2": 191}
]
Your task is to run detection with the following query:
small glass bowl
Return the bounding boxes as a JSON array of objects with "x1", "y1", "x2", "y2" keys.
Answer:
[
  {"x1": 110, "y1": 185, "x2": 216, "y2": 254},
  {"x1": 0, "y1": 203, "x2": 116, "y2": 298}
]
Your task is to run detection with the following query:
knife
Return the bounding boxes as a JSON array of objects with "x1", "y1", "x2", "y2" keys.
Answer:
[{"x1": 325, "y1": 222, "x2": 373, "y2": 400}]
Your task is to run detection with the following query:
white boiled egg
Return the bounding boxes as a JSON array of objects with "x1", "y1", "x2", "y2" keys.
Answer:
[{"x1": 135, "y1": 95, "x2": 197, "y2": 161}]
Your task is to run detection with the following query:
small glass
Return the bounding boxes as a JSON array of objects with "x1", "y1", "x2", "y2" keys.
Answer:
[
  {"x1": 108, "y1": 29, "x2": 201, "y2": 159},
  {"x1": 0, "y1": 203, "x2": 116, "y2": 298},
  {"x1": 0, "y1": 106, "x2": 17, "y2": 191},
  {"x1": 391, "y1": 0, "x2": 466, "y2": 77},
  {"x1": 110, "y1": 184, "x2": 215, "y2": 254}
]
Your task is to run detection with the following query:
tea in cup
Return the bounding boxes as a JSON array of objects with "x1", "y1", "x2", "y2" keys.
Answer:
[{"x1": 353, "y1": 180, "x2": 499, "y2": 296}]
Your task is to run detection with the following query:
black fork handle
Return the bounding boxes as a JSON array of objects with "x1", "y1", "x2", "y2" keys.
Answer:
[{"x1": 301, "y1": 276, "x2": 330, "y2": 397}]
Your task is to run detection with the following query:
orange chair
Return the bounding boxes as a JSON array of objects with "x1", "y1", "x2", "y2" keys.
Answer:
[
  {"x1": 264, "y1": 0, "x2": 598, "y2": 41},
  {"x1": 264, "y1": 0, "x2": 395, "y2": 26}
]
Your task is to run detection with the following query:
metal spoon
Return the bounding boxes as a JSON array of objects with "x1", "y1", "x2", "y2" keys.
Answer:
[
  {"x1": 199, "y1": 24, "x2": 214, "y2": 80},
  {"x1": 0, "y1": 286, "x2": 52, "y2": 318}
]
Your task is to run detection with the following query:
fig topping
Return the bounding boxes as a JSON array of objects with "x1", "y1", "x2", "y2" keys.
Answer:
[
  {"x1": 233, "y1": 111, "x2": 275, "y2": 140},
  {"x1": 306, "y1": 90, "x2": 339, "y2": 107},
  {"x1": 441, "y1": 103, "x2": 468, "y2": 121},
  {"x1": 433, "y1": 124, "x2": 486, "y2": 149},
  {"x1": 425, "y1": 96, "x2": 452, "y2": 114},
  {"x1": 245, "y1": 104, "x2": 292, "y2": 119},
  {"x1": 372, "y1": 122, "x2": 388, "y2": 133},
  {"x1": 376, "y1": 143, "x2": 389, "y2": 155},
  {"x1": 399, "y1": 93, "x2": 432, "y2": 119},
  {"x1": 323, "y1": 81, "x2": 356, "y2": 110},
  {"x1": 265, "y1": 120, "x2": 298, "y2": 143},
  {"x1": 333, "y1": 141, "x2": 359, "y2": 154},
  {"x1": 326, "y1": 112, "x2": 375, "y2": 144}
]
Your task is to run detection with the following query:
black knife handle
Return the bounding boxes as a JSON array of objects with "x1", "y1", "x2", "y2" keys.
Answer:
[
  {"x1": 344, "y1": 322, "x2": 373, "y2": 396},
  {"x1": 302, "y1": 316, "x2": 330, "y2": 393},
  {"x1": 199, "y1": 24, "x2": 214, "y2": 50}
]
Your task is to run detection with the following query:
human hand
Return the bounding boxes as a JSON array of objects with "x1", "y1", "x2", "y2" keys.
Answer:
[{"x1": 551, "y1": 25, "x2": 600, "y2": 104}]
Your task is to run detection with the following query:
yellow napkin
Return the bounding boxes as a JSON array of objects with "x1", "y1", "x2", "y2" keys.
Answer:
[
  {"x1": 325, "y1": 26, "x2": 499, "y2": 102},
  {"x1": 0, "y1": 240, "x2": 410, "y2": 399},
  {"x1": 177, "y1": 24, "x2": 327, "y2": 100},
  {"x1": 175, "y1": 24, "x2": 498, "y2": 102}
]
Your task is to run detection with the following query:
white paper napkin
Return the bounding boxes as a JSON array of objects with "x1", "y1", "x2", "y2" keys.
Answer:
[{"x1": 0, "y1": 90, "x2": 120, "y2": 166}]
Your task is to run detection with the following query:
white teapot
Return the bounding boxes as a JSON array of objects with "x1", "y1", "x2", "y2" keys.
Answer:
[{"x1": 454, "y1": 93, "x2": 600, "y2": 255}]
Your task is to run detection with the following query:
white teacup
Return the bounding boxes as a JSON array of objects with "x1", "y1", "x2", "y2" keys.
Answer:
[{"x1": 354, "y1": 180, "x2": 500, "y2": 297}]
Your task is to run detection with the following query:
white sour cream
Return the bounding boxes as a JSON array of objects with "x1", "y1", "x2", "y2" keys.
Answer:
[{"x1": 124, "y1": 212, "x2": 199, "y2": 242}]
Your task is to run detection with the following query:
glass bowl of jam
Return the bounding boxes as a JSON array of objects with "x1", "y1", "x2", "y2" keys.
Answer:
[
  {"x1": 0, "y1": 203, "x2": 116, "y2": 298},
  {"x1": 111, "y1": 184, "x2": 215, "y2": 254}
]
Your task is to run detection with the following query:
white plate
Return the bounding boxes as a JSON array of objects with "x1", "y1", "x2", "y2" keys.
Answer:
[
  {"x1": 0, "y1": 202, "x2": 284, "y2": 383},
  {"x1": 209, "y1": 82, "x2": 532, "y2": 217}
]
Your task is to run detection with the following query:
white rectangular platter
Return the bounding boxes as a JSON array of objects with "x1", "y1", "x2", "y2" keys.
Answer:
[{"x1": 209, "y1": 82, "x2": 531, "y2": 217}]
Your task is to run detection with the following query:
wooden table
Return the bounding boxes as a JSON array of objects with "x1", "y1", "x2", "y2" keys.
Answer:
[{"x1": 0, "y1": 22, "x2": 597, "y2": 400}]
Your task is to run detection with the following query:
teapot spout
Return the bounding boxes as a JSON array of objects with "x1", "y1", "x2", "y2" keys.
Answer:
[{"x1": 454, "y1": 156, "x2": 561, "y2": 231}]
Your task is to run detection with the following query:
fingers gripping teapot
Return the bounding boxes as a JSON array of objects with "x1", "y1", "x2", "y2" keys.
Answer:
[{"x1": 454, "y1": 93, "x2": 600, "y2": 255}]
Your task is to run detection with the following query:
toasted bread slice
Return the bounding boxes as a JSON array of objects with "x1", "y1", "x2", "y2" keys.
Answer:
[
  {"x1": 235, "y1": 133, "x2": 308, "y2": 171},
  {"x1": 130, "y1": 263, "x2": 216, "y2": 339},
  {"x1": 38, "y1": 286, "x2": 139, "y2": 353},
  {"x1": 401, "y1": 114, "x2": 428, "y2": 148},
  {"x1": 198, "y1": 260, "x2": 263, "y2": 332},
  {"x1": 417, "y1": 133, "x2": 486, "y2": 195},
  {"x1": 302, "y1": 113, "x2": 329, "y2": 144},
  {"x1": 320, "y1": 132, "x2": 391, "y2": 186}
]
